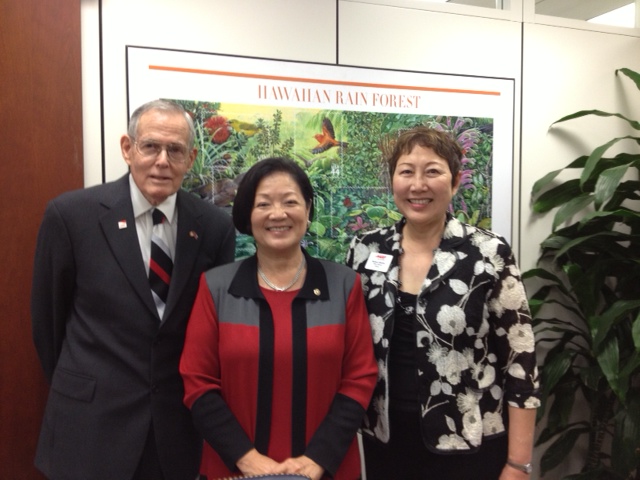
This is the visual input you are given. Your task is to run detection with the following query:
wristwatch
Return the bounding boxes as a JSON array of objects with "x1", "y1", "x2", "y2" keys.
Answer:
[{"x1": 507, "y1": 459, "x2": 533, "y2": 474}]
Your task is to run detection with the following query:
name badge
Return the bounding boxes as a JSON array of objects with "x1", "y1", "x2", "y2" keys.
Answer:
[{"x1": 364, "y1": 252, "x2": 393, "y2": 272}]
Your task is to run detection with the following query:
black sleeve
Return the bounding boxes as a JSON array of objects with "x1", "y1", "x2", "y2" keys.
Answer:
[
  {"x1": 191, "y1": 390, "x2": 255, "y2": 472},
  {"x1": 31, "y1": 201, "x2": 75, "y2": 383},
  {"x1": 304, "y1": 393, "x2": 366, "y2": 477}
]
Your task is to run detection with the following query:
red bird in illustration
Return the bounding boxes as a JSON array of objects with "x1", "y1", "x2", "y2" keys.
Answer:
[{"x1": 312, "y1": 117, "x2": 348, "y2": 154}]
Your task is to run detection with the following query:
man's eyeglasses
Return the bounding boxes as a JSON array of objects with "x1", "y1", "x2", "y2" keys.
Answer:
[{"x1": 134, "y1": 139, "x2": 190, "y2": 164}]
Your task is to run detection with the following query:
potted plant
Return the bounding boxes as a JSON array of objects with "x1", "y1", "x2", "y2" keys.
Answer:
[{"x1": 523, "y1": 68, "x2": 640, "y2": 479}]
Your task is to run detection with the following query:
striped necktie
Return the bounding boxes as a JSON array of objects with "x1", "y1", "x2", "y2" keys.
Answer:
[{"x1": 149, "y1": 208, "x2": 173, "y2": 319}]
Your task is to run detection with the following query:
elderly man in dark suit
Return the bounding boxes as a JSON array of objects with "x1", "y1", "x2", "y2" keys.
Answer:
[{"x1": 31, "y1": 99, "x2": 236, "y2": 480}]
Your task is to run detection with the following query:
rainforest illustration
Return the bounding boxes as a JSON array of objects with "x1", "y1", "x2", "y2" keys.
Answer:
[{"x1": 174, "y1": 99, "x2": 494, "y2": 262}]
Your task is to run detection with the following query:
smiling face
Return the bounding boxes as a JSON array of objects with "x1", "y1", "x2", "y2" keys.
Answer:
[
  {"x1": 250, "y1": 172, "x2": 311, "y2": 257},
  {"x1": 392, "y1": 144, "x2": 461, "y2": 231},
  {"x1": 120, "y1": 109, "x2": 196, "y2": 205}
]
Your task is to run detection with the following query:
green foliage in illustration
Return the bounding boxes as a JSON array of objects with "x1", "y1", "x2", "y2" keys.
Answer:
[
  {"x1": 173, "y1": 99, "x2": 494, "y2": 262},
  {"x1": 244, "y1": 110, "x2": 295, "y2": 162}
]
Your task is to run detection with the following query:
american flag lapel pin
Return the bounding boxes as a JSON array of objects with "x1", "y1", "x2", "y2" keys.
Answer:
[
  {"x1": 118, "y1": 219, "x2": 127, "y2": 229},
  {"x1": 189, "y1": 230, "x2": 199, "y2": 240}
]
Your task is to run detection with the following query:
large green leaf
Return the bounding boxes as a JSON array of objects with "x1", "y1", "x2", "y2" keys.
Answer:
[
  {"x1": 536, "y1": 420, "x2": 586, "y2": 445},
  {"x1": 604, "y1": 178, "x2": 640, "y2": 211},
  {"x1": 531, "y1": 299, "x2": 585, "y2": 323},
  {"x1": 568, "y1": 265, "x2": 604, "y2": 320},
  {"x1": 590, "y1": 300, "x2": 640, "y2": 352},
  {"x1": 593, "y1": 163, "x2": 635, "y2": 209},
  {"x1": 554, "y1": 110, "x2": 640, "y2": 131},
  {"x1": 539, "y1": 427, "x2": 588, "y2": 475},
  {"x1": 548, "y1": 231, "x2": 619, "y2": 261},
  {"x1": 524, "y1": 272, "x2": 584, "y2": 319},
  {"x1": 531, "y1": 156, "x2": 589, "y2": 197},
  {"x1": 578, "y1": 365, "x2": 603, "y2": 391},
  {"x1": 542, "y1": 348, "x2": 575, "y2": 395},
  {"x1": 578, "y1": 208, "x2": 640, "y2": 228},
  {"x1": 612, "y1": 392, "x2": 640, "y2": 474},
  {"x1": 533, "y1": 179, "x2": 583, "y2": 213},
  {"x1": 533, "y1": 156, "x2": 634, "y2": 205},
  {"x1": 617, "y1": 67, "x2": 640, "y2": 91},
  {"x1": 633, "y1": 310, "x2": 640, "y2": 350},
  {"x1": 531, "y1": 168, "x2": 564, "y2": 198},
  {"x1": 533, "y1": 317, "x2": 586, "y2": 331},
  {"x1": 581, "y1": 137, "x2": 640, "y2": 186},
  {"x1": 540, "y1": 234, "x2": 571, "y2": 251},
  {"x1": 618, "y1": 351, "x2": 640, "y2": 381},
  {"x1": 523, "y1": 267, "x2": 565, "y2": 284},
  {"x1": 553, "y1": 194, "x2": 593, "y2": 230},
  {"x1": 546, "y1": 379, "x2": 579, "y2": 432},
  {"x1": 596, "y1": 335, "x2": 623, "y2": 402},
  {"x1": 536, "y1": 330, "x2": 586, "y2": 350}
]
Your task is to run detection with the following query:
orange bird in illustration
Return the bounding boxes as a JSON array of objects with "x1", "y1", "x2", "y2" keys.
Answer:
[{"x1": 312, "y1": 117, "x2": 348, "y2": 154}]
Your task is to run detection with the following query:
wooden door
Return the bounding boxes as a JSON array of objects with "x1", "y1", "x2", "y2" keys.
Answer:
[{"x1": 0, "y1": 0, "x2": 83, "y2": 477}]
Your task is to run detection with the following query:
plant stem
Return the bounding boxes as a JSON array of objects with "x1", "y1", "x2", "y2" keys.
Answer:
[{"x1": 586, "y1": 393, "x2": 613, "y2": 470}]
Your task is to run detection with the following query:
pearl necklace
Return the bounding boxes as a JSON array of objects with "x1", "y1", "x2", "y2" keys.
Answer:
[{"x1": 258, "y1": 257, "x2": 306, "y2": 292}]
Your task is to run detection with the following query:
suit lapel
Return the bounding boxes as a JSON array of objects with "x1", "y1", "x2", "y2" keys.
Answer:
[
  {"x1": 162, "y1": 191, "x2": 203, "y2": 322},
  {"x1": 99, "y1": 176, "x2": 158, "y2": 317}
]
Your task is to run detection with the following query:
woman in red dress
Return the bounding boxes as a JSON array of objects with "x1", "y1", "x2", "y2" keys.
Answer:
[{"x1": 180, "y1": 157, "x2": 377, "y2": 480}]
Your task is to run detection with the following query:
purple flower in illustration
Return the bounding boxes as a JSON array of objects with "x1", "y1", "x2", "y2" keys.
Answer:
[
  {"x1": 349, "y1": 216, "x2": 370, "y2": 232},
  {"x1": 431, "y1": 116, "x2": 481, "y2": 200},
  {"x1": 459, "y1": 170, "x2": 474, "y2": 190}
]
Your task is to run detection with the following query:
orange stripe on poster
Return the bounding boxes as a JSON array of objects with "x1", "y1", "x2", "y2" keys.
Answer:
[{"x1": 148, "y1": 65, "x2": 501, "y2": 96}]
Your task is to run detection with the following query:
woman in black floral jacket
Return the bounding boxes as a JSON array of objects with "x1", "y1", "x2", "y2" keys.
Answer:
[{"x1": 346, "y1": 127, "x2": 540, "y2": 480}]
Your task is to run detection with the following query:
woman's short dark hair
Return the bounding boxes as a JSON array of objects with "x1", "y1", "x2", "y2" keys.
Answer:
[
  {"x1": 232, "y1": 157, "x2": 315, "y2": 235},
  {"x1": 388, "y1": 127, "x2": 463, "y2": 186}
]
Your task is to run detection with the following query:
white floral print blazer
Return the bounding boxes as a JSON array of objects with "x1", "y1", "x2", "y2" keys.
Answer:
[{"x1": 346, "y1": 215, "x2": 540, "y2": 453}]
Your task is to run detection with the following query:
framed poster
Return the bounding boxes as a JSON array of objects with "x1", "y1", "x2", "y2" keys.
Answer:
[{"x1": 126, "y1": 46, "x2": 515, "y2": 261}]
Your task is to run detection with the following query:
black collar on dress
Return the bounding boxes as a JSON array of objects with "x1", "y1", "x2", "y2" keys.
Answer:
[{"x1": 228, "y1": 248, "x2": 330, "y2": 301}]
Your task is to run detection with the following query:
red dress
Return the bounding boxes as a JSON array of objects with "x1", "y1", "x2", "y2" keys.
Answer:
[{"x1": 180, "y1": 255, "x2": 377, "y2": 480}]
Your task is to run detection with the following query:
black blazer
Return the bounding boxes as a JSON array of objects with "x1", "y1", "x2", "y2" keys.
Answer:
[{"x1": 31, "y1": 175, "x2": 235, "y2": 480}]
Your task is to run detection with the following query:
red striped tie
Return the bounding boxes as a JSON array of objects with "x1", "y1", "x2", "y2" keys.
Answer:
[{"x1": 149, "y1": 208, "x2": 173, "y2": 318}]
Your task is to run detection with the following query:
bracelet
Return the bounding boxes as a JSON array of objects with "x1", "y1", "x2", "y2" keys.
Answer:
[{"x1": 506, "y1": 459, "x2": 533, "y2": 474}]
